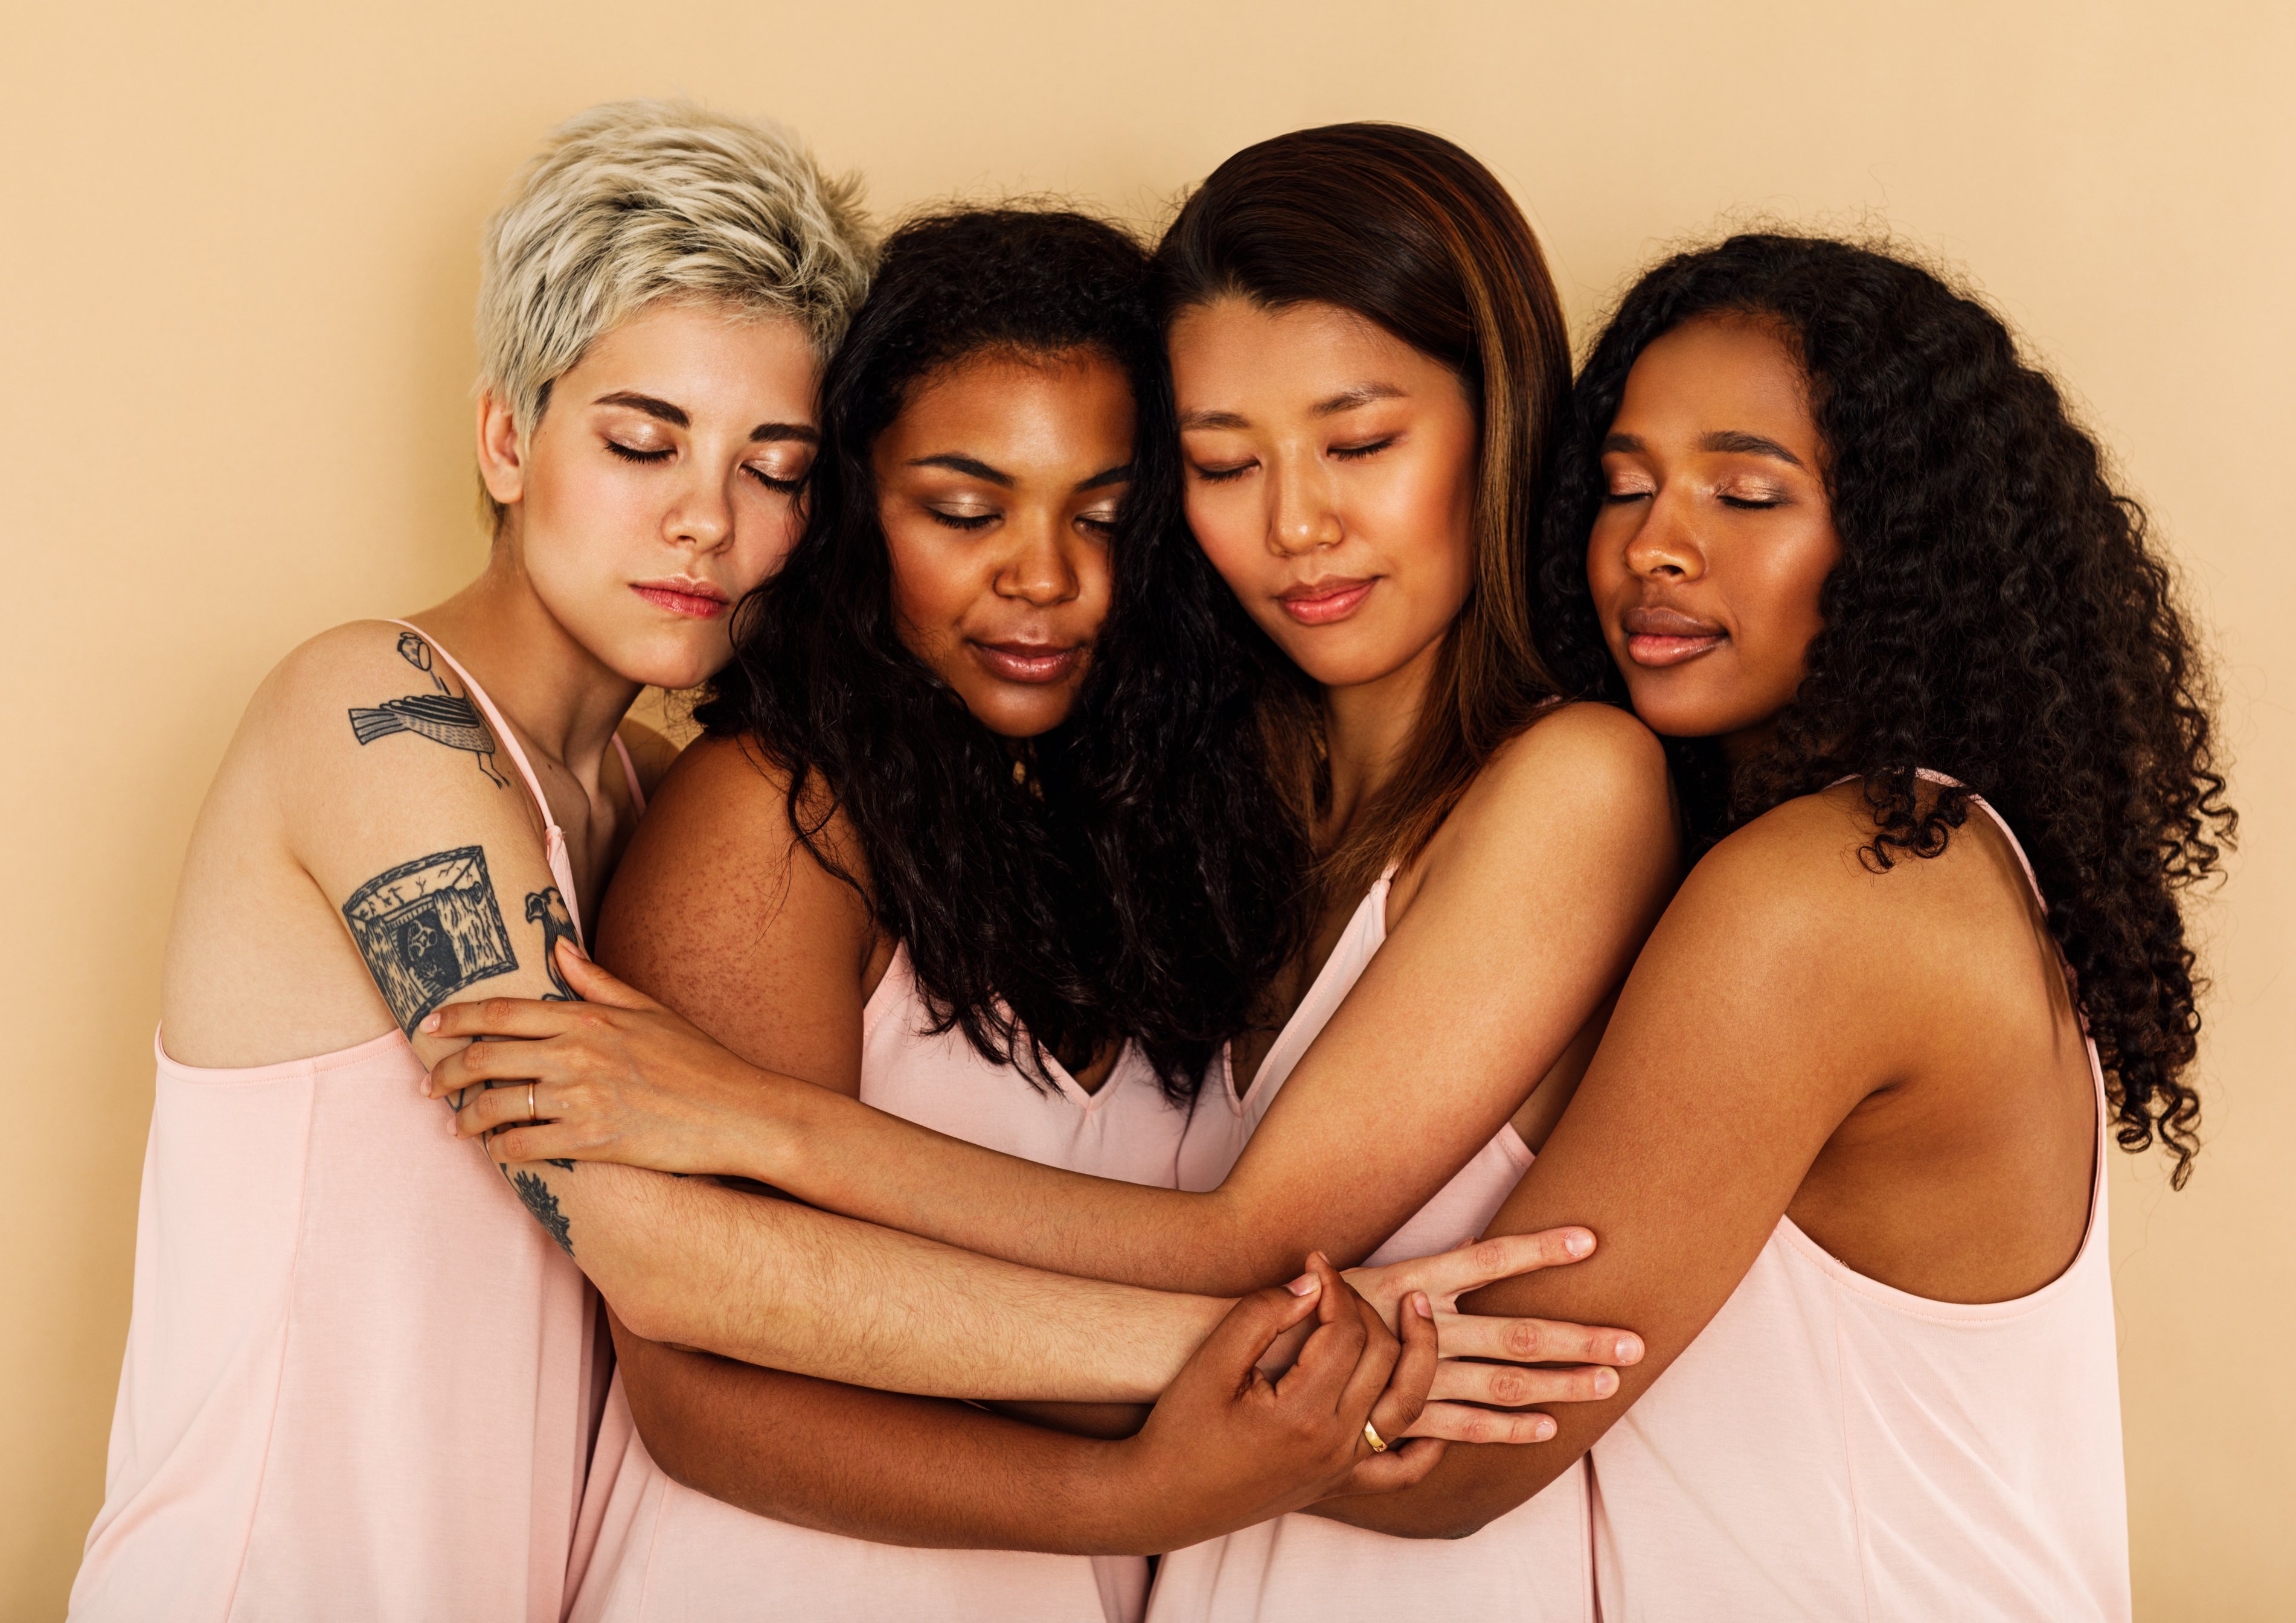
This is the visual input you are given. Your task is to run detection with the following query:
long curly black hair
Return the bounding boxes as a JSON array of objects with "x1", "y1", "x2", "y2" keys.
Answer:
[
  {"x1": 1535, "y1": 232, "x2": 2233, "y2": 1185},
  {"x1": 697, "y1": 206, "x2": 1295, "y2": 1099}
]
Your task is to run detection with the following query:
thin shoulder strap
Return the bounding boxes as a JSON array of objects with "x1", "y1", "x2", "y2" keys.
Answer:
[
  {"x1": 1913, "y1": 768, "x2": 2047, "y2": 909},
  {"x1": 611, "y1": 732, "x2": 647, "y2": 815},
  {"x1": 389, "y1": 620, "x2": 557, "y2": 830},
  {"x1": 386, "y1": 619, "x2": 588, "y2": 943}
]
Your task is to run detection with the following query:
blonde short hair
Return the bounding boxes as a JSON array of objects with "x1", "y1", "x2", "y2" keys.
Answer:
[{"x1": 476, "y1": 99, "x2": 874, "y2": 524}]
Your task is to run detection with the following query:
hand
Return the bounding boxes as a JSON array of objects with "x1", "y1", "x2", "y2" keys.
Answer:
[
  {"x1": 1113, "y1": 1252, "x2": 1445, "y2": 1548},
  {"x1": 1344, "y1": 1230, "x2": 1643, "y2": 1444},
  {"x1": 421, "y1": 942, "x2": 811, "y2": 1178}
]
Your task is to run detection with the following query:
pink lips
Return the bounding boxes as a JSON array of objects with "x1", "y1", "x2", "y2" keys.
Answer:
[
  {"x1": 1622, "y1": 605, "x2": 1725, "y2": 667},
  {"x1": 1278, "y1": 577, "x2": 1376, "y2": 626},
  {"x1": 632, "y1": 579, "x2": 730, "y2": 619},
  {"x1": 970, "y1": 641, "x2": 1082, "y2": 685}
]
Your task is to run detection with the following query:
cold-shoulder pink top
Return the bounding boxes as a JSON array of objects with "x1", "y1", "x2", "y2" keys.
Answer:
[
  {"x1": 566, "y1": 943, "x2": 1194, "y2": 1623},
  {"x1": 1147, "y1": 868, "x2": 1595, "y2": 1623},
  {"x1": 72, "y1": 626, "x2": 643, "y2": 1622}
]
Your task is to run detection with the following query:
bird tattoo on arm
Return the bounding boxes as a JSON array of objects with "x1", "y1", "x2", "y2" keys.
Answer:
[{"x1": 347, "y1": 631, "x2": 507, "y2": 787}]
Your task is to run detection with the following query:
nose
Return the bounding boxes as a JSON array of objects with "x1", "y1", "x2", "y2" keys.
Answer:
[
  {"x1": 995, "y1": 511, "x2": 1080, "y2": 607},
  {"x1": 1621, "y1": 489, "x2": 1707, "y2": 583},
  {"x1": 663, "y1": 463, "x2": 736, "y2": 553},
  {"x1": 1268, "y1": 453, "x2": 1342, "y2": 557}
]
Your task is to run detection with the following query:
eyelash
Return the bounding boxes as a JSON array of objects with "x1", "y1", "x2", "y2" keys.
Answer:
[
  {"x1": 1720, "y1": 495, "x2": 1785, "y2": 510},
  {"x1": 930, "y1": 510, "x2": 996, "y2": 532},
  {"x1": 608, "y1": 440, "x2": 806, "y2": 493},
  {"x1": 1192, "y1": 437, "x2": 1396, "y2": 485}
]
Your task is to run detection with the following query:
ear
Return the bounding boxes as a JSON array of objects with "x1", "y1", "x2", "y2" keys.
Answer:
[{"x1": 476, "y1": 389, "x2": 527, "y2": 511}]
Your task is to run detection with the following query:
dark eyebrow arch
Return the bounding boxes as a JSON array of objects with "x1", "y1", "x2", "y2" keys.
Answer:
[
  {"x1": 1179, "y1": 408, "x2": 1250, "y2": 431},
  {"x1": 1076, "y1": 463, "x2": 1132, "y2": 493},
  {"x1": 908, "y1": 453, "x2": 1013, "y2": 487},
  {"x1": 1702, "y1": 429, "x2": 1804, "y2": 467},
  {"x1": 751, "y1": 422, "x2": 818, "y2": 445},
  {"x1": 593, "y1": 391, "x2": 688, "y2": 427},
  {"x1": 1312, "y1": 383, "x2": 1404, "y2": 417},
  {"x1": 1602, "y1": 432, "x2": 1644, "y2": 454}
]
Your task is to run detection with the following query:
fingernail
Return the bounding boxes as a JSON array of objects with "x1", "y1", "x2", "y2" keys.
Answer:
[
  {"x1": 1595, "y1": 1369, "x2": 1618, "y2": 1396},
  {"x1": 1536, "y1": 1418, "x2": 1557, "y2": 1440},
  {"x1": 420, "y1": 1013, "x2": 440, "y2": 1033},
  {"x1": 1617, "y1": 1335, "x2": 1643, "y2": 1363},
  {"x1": 1286, "y1": 1272, "x2": 1320, "y2": 1296},
  {"x1": 1564, "y1": 1229, "x2": 1594, "y2": 1257},
  {"x1": 1411, "y1": 1291, "x2": 1433, "y2": 1319}
]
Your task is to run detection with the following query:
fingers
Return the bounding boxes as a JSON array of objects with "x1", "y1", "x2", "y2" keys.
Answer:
[
  {"x1": 451, "y1": 1077, "x2": 554, "y2": 1140},
  {"x1": 1431, "y1": 1312, "x2": 1644, "y2": 1370},
  {"x1": 430, "y1": 1036, "x2": 568, "y2": 1105},
  {"x1": 1403, "y1": 1402, "x2": 1559, "y2": 1445},
  {"x1": 1361, "y1": 1288, "x2": 1438, "y2": 1453},
  {"x1": 1193, "y1": 1272, "x2": 1327, "y2": 1397},
  {"x1": 481, "y1": 1123, "x2": 586, "y2": 1167},
  {"x1": 1396, "y1": 1228, "x2": 1598, "y2": 1303},
  {"x1": 1327, "y1": 1435, "x2": 1448, "y2": 1497},
  {"x1": 1330, "y1": 1275, "x2": 1405, "y2": 1433},
  {"x1": 554, "y1": 942, "x2": 661, "y2": 1011},
  {"x1": 420, "y1": 996, "x2": 580, "y2": 1045},
  {"x1": 1274, "y1": 1254, "x2": 1369, "y2": 1413},
  {"x1": 1429, "y1": 1358, "x2": 1619, "y2": 1408}
]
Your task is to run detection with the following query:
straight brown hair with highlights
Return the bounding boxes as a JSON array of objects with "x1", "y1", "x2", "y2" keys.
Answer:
[{"x1": 1152, "y1": 123, "x2": 1574, "y2": 900}]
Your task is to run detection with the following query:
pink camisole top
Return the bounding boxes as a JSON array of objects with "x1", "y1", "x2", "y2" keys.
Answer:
[
  {"x1": 1147, "y1": 868, "x2": 1595, "y2": 1623},
  {"x1": 1586, "y1": 783, "x2": 2131, "y2": 1621},
  {"x1": 566, "y1": 943, "x2": 1195, "y2": 1623},
  {"x1": 72, "y1": 624, "x2": 644, "y2": 1623}
]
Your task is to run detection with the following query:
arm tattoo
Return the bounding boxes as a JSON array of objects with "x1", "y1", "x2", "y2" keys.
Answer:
[
  {"x1": 510, "y1": 1168, "x2": 575, "y2": 1256},
  {"x1": 524, "y1": 886, "x2": 581, "y2": 1001},
  {"x1": 346, "y1": 632, "x2": 508, "y2": 787},
  {"x1": 341, "y1": 846, "x2": 519, "y2": 1034}
]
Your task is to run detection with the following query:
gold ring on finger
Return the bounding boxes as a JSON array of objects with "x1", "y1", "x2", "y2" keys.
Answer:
[
  {"x1": 527, "y1": 1081, "x2": 537, "y2": 1123},
  {"x1": 1362, "y1": 1420, "x2": 1388, "y2": 1453}
]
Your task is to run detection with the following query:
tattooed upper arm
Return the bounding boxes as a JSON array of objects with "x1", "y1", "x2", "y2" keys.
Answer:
[
  {"x1": 341, "y1": 846, "x2": 522, "y2": 1035},
  {"x1": 345, "y1": 630, "x2": 508, "y2": 787}
]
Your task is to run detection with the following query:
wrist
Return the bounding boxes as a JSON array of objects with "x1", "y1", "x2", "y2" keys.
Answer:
[
  {"x1": 1076, "y1": 1433, "x2": 1175, "y2": 1555},
  {"x1": 733, "y1": 1066, "x2": 818, "y2": 1189}
]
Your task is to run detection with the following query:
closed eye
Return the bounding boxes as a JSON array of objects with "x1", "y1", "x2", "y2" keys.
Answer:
[
  {"x1": 929, "y1": 508, "x2": 996, "y2": 532},
  {"x1": 746, "y1": 465, "x2": 806, "y2": 495},
  {"x1": 1191, "y1": 461, "x2": 1254, "y2": 484},
  {"x1": 605, "y1": 440, "x2": 673, "y2": 465},
  {"x1": 1720, "y1": 494, "x2": 1785, "y2": 510},
  {"x1": 1330, "y1": 437, "x2": 1396, "y2": 461}
]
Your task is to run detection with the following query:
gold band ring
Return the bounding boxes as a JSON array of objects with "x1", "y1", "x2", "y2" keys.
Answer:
[
  {"x1": 1362, "y1": 1420, "x2": 1388, "y2": 1454},
  {"x1": 527, "y1": 1081, "x2": 538, "y2": 1124}
]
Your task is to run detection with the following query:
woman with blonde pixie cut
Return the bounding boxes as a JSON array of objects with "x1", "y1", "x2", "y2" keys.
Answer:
[{"x1": 69, "y1": 100, "x2": 874, "y2": 1622}]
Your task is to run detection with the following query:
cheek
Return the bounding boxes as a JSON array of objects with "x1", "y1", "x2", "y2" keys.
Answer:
[{"x1": 1182, "y1": 486, "x2": 1266, "y2": 600}]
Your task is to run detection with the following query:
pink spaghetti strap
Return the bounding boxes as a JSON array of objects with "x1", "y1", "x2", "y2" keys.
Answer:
[
  {"x1": 610, "y1": 732, "x2": 646, "y2": 815},
  {"x1": 384, "y1": 619, "x2": 590, "y2": 943}
]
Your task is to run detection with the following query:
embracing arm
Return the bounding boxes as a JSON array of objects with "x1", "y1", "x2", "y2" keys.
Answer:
[
  {"x1": 464, "y1": 704, "x2": 1678, "y2": 1295},
  {"x1": 1309, "y1": 803, "x2": 1917, "y2": 1536}
]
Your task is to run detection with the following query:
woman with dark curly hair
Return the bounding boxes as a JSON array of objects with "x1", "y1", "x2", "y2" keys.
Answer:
[{"x1": 1310, "y1": 233, "x2": 2231, "y2": 1619}]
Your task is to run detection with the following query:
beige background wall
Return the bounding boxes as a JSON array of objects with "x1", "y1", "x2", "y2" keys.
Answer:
[{"x1": 4, "y1": 1, "x2": 2288, "y2": 1615}]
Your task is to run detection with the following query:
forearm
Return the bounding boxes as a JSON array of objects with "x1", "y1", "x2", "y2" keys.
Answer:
[
  {"x1": 534, "y1": 1157, "x2": 1228, "y2": 1400},
  {"x1": 1307, "y1": 1442, "x2": 1577, "y2": 1539},
  {"x1": 613, "y1": 1318, "x2": 1168, "y2": 1554},
  {"x1": 770, "y1": 1083, "x2": 1308, "y2": 1294}
]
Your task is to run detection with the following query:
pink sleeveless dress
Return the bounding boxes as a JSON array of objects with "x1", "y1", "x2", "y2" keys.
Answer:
[
  {"x1": 72, "y1": 625, "x2": 644, "y2": 1622},
  {"x1": 566, "y1": 944, "x2": 1193, "y2": 1623},
  {"x1": 1586, "y1": 782, "x2": 2131, "y2": 1621},
  {"x1": 1149, "y1": 868, "x2": 1595, "y2": 1623}
]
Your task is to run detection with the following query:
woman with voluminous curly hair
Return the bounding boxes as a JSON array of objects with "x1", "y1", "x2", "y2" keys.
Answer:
[{"x1": 1312, "y1": 232, "x2": 2231, "y2": 1621}]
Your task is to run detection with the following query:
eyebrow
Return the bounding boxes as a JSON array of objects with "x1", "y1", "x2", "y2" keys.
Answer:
[
  {"x1": 1312, "y1": 382, "x2": 1405, "y2": 417},
  {"x1": 1601, "y1": 429, "x2": 1807, "y2": 469},
  {"x1": 594, "y1": 392, "x2": 817, "y2": 445},
  {"x1": 1076, "y1": 463, "x2": 1132, "y2": 493},
  {"x1": 908, "y1": 453, "x2": 1012, "y2": 487}
]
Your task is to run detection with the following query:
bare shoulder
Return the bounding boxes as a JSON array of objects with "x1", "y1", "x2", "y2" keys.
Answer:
[
  {"x1": 1434, "y1": 700, "x2": 1676, "y2": 862},
  {"x1": 595, "y1": 735, "x2": 878, "y2": 1030}
]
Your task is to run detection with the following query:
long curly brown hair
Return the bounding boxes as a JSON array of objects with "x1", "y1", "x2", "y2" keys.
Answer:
[{"x1": 1536, "y1": 232, "x2": 2234, "y2": 1186}]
